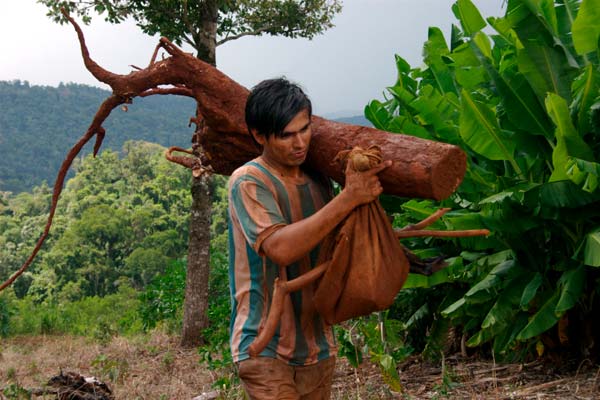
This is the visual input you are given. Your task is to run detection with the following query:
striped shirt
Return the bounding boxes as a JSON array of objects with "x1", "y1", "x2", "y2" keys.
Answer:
[{"x1": 228, "y1": 157, "x2": 337, "y2": 366}]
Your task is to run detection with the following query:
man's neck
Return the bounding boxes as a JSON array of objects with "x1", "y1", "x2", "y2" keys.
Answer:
[{"x1": 259, "y1": 156, "x2": 304, "y2": 179}]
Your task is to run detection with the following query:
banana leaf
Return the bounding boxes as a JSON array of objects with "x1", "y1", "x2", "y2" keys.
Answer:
[
  {"x1": 459, "y1": 89, "x2": 519, "y2": 170},
  {"x1": 572, "y1": 0, "x2": 600, "y2": 55},
  {"x1": 516, "y1": 290, "x2": 560, "y2": 340},
  {"x1": 555, "y1": 265, "x2": 586, "y2": 315},
  {"x1": 546, "y1": 93, "x2": 595, "y2": 182},
  {"x1": 571, "y1": 65, "x2": 600, "y2": 134},
  {"x1": 452, "y1": 0, "x2": 486, "y2": 36}
]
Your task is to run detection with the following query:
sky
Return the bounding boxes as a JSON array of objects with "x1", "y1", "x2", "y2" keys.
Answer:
[{"x1": 0, "y1": 0, "x2": 505, "y2": 116}]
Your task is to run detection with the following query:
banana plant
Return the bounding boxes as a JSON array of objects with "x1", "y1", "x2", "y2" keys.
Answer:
[{"x1": 368, "y1": 0, "x2": 600, "y2": 359}]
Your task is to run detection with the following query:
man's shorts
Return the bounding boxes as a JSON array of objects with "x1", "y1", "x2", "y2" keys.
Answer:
[{"x1": 237, "y1": 356, "x2": 336, "y2": 400}]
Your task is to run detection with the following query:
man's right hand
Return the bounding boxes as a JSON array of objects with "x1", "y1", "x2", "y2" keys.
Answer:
[{"x1": 342, "y1": 160, "x2": 392, "y2": 207}]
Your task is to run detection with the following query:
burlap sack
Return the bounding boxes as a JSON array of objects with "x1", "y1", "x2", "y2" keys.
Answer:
[{"x1": 313, "y1": 147, "x2": 409, "y2": 325}]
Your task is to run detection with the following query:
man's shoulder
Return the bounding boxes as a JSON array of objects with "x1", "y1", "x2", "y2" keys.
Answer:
[
  {"x1": 230, "y1": 159, "x2": 258, "y2": 177},
  {"x1": 229, "y1": 159, "x2": 269, "y2": 189}
]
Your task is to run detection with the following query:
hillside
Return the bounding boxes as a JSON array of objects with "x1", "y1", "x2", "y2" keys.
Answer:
[
  {"x1": 0, "y1": 81, "x2": 370, "y2": 193},
  {"x1": 0, "y1": 81, "x2": 196, "y2": 193},
  {"x1": 334, "y1": 114, "x2": 372, "y2": 127}
]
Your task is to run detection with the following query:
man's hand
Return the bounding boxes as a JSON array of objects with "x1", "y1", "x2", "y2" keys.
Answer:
[{"x1": 342, "y1": 160, "x2": 392, "y2": 207}]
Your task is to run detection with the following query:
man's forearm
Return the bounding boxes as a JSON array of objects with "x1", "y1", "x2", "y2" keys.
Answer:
[
  {"x1": 261, "y1": 160, "x2": 391, "y2": 266},
  {"x1": 260, "y1": 190, "x2": 357, "y2": 266}
]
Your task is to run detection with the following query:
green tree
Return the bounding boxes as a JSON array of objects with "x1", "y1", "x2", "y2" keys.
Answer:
[
  {"x1": 368, "y1": 0, "x2": 600, "y2": 360},
  {"x1": 0, "y1": 142, "x2": 191, "y2": 302},
  {"x1": 41, "y1": 0, "x2": 341, "y2": 65},
  {"x1": 0, "y1": 81, "x2": 194, "y2": 193},
  {"x1": 40, "y1": 0, "x2": 342, "y2": 346}
]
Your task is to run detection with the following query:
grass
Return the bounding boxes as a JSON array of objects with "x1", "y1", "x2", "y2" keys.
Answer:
[
  {"x1": 2, "y1": 332, "x2": 599, "y2": 399},
  {"x1": 0, "y1": 331, "x2": 212, "y2": 399}
]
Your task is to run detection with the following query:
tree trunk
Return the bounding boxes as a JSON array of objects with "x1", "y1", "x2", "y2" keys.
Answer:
[
  {"x1": 180, "y1": 3, "x2": 218, "y2": 348},
  {"x1": 181, "y1": 171, "x2": 212, "y2": 347}
]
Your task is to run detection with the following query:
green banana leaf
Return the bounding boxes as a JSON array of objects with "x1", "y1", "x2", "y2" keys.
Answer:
[
  {"x1": 385, "y1": 115, "x2": 434, "y2": 140},
  {"x1": 555, "y1": 265, "x2": 586, "y2": 315},
  {"x1": 479, "y1": 182, "x2": 540, "y2": 206},
  {"x1": 492, "y1": 312, "x2": 529, "y2": 355},
  {"x1": 581, "y1": 228, "x2": 600, "y2": 267},
  {"x1": 447, "y1": 41, "x2": 487, "y2": 90},
  {"x1": 520, "y1": 272, "x2": 543, "y2": 310},
  {"x1": 540, "y1": 180, "x2": 600, "y2": 208},
  {"x1": 516, "y1": 290, "x2": 560, "y2": 340},
  {"x1": 509, "y1": 1, "x2": 577, "y2": 101},
  {"x1": 556, "y1": 0, "x2": 589, "y2": 65},
  {"x1": 364, "y1": 100, "x2": 392, "y2": 129},
  {"x1": 546, "y1": 93, "x2": 595, "y2": 182},
  {"x1": 441, "y1": 257, "x2": 516, "y2": 312},
  {"x1": 403, "y1": 269, "x2": 451, "y2": 290},
  {"x1": 472, "y1": 36, "x2": 553, "y2": 138},
  {"x1": 518, "y1": 0, "x2": 580, "y2": 67},
  {"x1": 465, "y1": 260, "x2": 515, "y2": 296},
  {"x1": 467, "y1": 273, "x2": 530, "y2": 348},
  {"x1": 572, "y1": 0, "x2": 600, "y2": 55},
  {"x1": 452, "y1": 0, "x2": 486, "y2": 36},
  {"x1": 570, "y1": 65, "x2": 600, "y2": 134},
  {"x1": 410, "y1": 86, "x2": 461, "y2": 142},
  {"x1": 481, "y1": 273, "x2": 531, "y2": 330},
  {"x1": 459, "y1": 89, "x2": 519, "y2": 167},
  {"x1": 566, "y1": 157, "x2": 600, "y2": 192},
  {"x1": 423, "y1": 27, "x2": 457, "y2": 95}
]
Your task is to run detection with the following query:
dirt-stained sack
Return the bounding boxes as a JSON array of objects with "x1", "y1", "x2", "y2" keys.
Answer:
[{"x1": 313, "y1": 146, "x2": 409, "y2": 325}]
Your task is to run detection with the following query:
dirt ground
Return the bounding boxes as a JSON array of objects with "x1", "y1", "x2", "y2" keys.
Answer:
[{"x1": 1, "y1": 333, "x2": 599, "y2": 399}]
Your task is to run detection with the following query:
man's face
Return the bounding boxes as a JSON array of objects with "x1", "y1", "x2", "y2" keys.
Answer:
[{"x1": 254, "y1": 109, "x2": 312, "y2": 174}]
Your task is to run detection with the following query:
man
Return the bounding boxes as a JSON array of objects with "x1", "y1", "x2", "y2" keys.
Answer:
[{"x1": 228, "y1": 78, "x2": 390, "y2": 399}]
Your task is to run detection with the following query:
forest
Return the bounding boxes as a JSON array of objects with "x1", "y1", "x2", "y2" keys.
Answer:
[
  {"x1": 2, "y1": 0, "x2": 600, "y2": 398},
  {"x1": 0, "y1": 81, "x2": 195, "y2": 193}
]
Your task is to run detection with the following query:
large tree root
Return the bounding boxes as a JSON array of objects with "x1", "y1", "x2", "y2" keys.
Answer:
[{"x1": 1, "y1": 10, "x2": 466, "y2": 291}]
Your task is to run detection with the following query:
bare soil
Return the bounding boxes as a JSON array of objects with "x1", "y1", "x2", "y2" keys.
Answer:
[{"x1": 1, "y1": 334, "x2": 599, "y2": 399}]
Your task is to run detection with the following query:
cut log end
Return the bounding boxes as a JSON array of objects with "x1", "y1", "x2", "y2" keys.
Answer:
[{"x1": 430, "y1": 145, "x2": 467, "y2": 200}]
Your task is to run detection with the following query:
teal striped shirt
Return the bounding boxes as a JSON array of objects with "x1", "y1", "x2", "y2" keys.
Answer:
[{"x1": 228, "y1": 158, "x2": 336, "y2": 366}]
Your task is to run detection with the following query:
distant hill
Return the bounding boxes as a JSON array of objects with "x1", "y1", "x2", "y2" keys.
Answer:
[
  {"x1": 0, "y1": 81, "x2": 196, "y2": 193},
  {"x1": 333, "y1": 115, "x2": 372, "y2": 127},
  {"x1": 0, "y1": 80, "x2": 370, "y2": 193}
]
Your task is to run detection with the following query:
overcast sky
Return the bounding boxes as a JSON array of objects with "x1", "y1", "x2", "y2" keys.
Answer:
[{"x1": 0, "y1": 0, "x2": 505, "y2": 116}]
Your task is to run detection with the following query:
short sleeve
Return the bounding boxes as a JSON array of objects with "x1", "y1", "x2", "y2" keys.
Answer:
[{"x1": 230, "y1": 177, "x2": 287, "y2": 254}]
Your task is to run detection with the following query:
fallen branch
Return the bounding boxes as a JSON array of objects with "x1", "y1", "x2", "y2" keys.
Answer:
[{"x1": 508, "y1": 378, "x2": 571, "y2": 397}]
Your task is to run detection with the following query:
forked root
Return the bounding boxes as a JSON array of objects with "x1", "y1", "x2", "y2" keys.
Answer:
[{"x1": 247, "y1": 261, "x2": 330, "y2": 357}]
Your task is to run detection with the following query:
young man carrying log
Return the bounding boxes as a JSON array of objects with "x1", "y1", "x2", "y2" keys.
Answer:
[{"x1": 228, "y1": 78, "x2": 390, "y2": 399}]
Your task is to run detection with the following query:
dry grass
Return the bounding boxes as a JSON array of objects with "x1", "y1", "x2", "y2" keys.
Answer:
[
  {"x1": 0, "y1": 332, "x2": 214, "y2": 399},
  {"x1": 1, "y1": 334, "x2": 599, "y2": 399}
]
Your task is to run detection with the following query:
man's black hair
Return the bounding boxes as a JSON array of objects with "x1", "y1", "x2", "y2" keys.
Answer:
[{"x1": 245, "y1": 77, "x2": 312, "y2": 141}]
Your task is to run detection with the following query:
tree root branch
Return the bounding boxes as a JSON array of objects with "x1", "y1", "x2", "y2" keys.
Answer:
[
  {"x1": 248, "y1": 261, "x2": 330, "y2": 357},
  {"x1": 395, "y1": 208, "x2": 490, "y2": 239}
]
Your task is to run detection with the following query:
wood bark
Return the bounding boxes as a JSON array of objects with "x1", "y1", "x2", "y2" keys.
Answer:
[
  {"x1": 180, "y1": 4, "x2": 218, "y2": 347},
  {"x1": 0, "y1": 12, "x2": 467, "y2": 291},
  {"x1": 181, "y1": 172, "x2": 211, "y2": 347}
]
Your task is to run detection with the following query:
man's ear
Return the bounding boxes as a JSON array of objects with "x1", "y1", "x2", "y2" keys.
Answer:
[{"x1": 251, "y1": 129, "x2": 266, "y2": 146}]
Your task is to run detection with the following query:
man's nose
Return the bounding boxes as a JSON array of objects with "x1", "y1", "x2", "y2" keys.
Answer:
[{"x1": 292, "y1": 133, "x2": 305, "y2": 148}]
